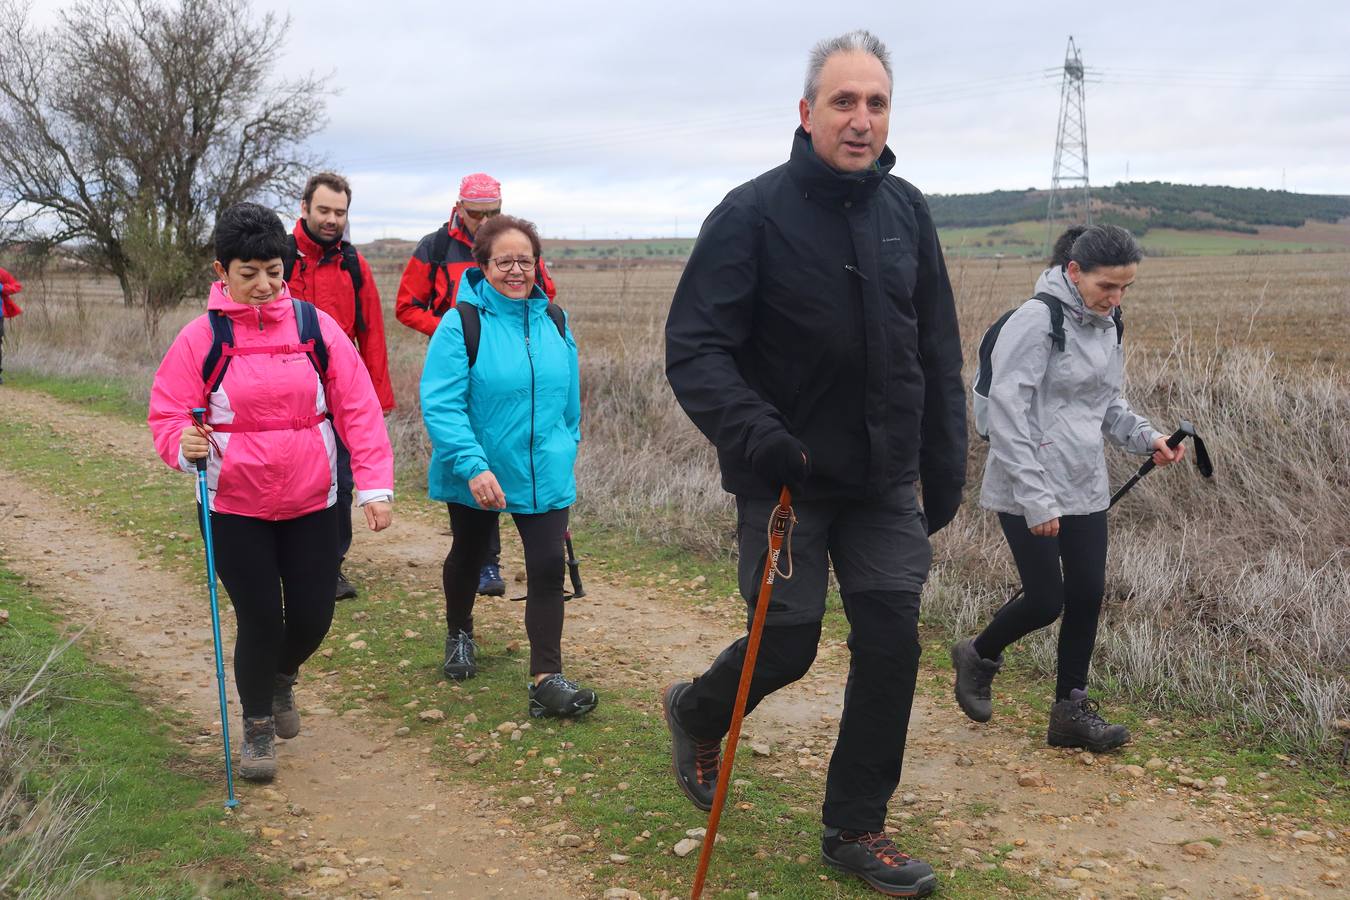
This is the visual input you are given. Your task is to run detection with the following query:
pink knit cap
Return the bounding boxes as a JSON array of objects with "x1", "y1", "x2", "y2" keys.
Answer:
[{"x1": 459, "y1": 173, "x2": 502, "y2": 203}]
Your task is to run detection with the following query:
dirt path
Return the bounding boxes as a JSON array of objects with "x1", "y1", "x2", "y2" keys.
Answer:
[{"x1": 2, "y1": 388, "x2": 1346, "y2": 898}]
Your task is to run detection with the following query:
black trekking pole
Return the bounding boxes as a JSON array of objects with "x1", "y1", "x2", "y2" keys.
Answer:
[
  {"x1": 564, "y1": 530, "x2": 585, "y2": 599},
  {"x1": 190, "y1": 408, "x2": 239, "y2": 809},
  {"x1": 1108, "y1": 419, "x2": 1213, "y2": 508}
]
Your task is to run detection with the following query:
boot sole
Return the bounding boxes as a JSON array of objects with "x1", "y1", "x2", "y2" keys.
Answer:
[
  {"x1": 950, "y1": 643, "x2": 993, "y2": 724},
  {"x1": 443, "y1": 667, "x2": 477, "y2": 681},
  {"x1": 821, "y1": 852, "x2": 937, "y2": 897},
  {"x1": 662, "y1": 683, "x2": 714, "y2": 813},
  {"x1": 529, "y1": 696, "x2": 598, "y2": 719},
  {"x1": 239, "y1": 762, "x2": 276, "y2": 782},
  {"x1": 1047, "y1": 729, "x2": 1130, "y2": 753},
  {"x1": 477, "y1": 584, "x2": 506, "y2": 597}
]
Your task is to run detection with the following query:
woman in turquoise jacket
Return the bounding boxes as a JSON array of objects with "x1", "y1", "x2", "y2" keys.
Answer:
[{"x1": 421, "y1": 214, "x2": 595, "y2": 719}]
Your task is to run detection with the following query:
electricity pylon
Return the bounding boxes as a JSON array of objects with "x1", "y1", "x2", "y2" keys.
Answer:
[{"x1": 1046, "y1": 36, "x2": 1091, "y2": 254}]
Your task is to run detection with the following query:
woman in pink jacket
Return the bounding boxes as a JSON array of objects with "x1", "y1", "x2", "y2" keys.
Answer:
[{"x1": 149, "y1": 203, "x2": 394, "y2": 782}]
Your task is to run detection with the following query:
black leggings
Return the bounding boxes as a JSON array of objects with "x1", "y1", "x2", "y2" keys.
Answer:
[
  {"x1": 442, "y1": 504, "x2": 568, "y2": 675},
  {"x1": 973, "y1": 511, "x2": 1108, "y2": 701},
  {"x1": 207, "y1": 506, "x2": 339, "y2": 718}
]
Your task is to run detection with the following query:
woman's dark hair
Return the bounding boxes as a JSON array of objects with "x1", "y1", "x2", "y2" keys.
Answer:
[
  {"x1": 472, "y1": 214, "x2": 543, "y2": 269},
  {"x1": 214, "y1": 203, "x2": 288, "y2": 267},
  {"x1": 1051, "y1": 223, "x2": 1142, "y2": 272}
]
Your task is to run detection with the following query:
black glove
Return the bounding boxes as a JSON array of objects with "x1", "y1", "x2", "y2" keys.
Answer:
[
  {"x1": 748, "y1": 431, "x2": 810, "y2": 492},
  {"x1": 921, "y1": 478, "x2": 963, "y2": 536}
]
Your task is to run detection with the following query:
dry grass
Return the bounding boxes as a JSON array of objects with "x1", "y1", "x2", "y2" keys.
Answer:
[
  {"x1": 0, "y1": 636, "x2": 100, "y2": 899},
  {"x1": 4, "y1": 252, "x2": 1348, "y2": 751}
]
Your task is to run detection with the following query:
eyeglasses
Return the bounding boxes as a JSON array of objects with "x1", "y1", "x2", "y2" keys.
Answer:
[
  {"x1": 460, "y1": 206, "x2": 501, "y2": 221},
  {"x1": 491, "y1": 256, "x2": 537, "y2": 273}
]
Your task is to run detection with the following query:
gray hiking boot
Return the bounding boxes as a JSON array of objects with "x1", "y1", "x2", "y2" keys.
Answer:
[
  {"x1": 443, "y1": 630, "x2": 477, "y2": 681},
  {"x1": 951, "y1": 637, "x2": 1002, "y2": 723},
  {"x1": 528, "y1": 674, "x2": 597, "y2": 719},
  {"x1": 240, "y1": 715, "x2": 277, "y2": 781},
  {"x1": 273, "y1": 672, "x2": 300, "y2": 739},
  {"x1": 1047, "y1": 689, "x2": 1130, "y2": 752}
]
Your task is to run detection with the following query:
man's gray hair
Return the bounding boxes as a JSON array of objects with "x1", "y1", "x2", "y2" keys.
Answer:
[{"x1": 803, "y1": 29, "x2": 893, "y2": 103}]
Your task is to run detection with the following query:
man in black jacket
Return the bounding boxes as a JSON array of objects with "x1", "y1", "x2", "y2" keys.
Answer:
[{"x1": 661, "y1": 29, "x2": 964, "y2": 898}]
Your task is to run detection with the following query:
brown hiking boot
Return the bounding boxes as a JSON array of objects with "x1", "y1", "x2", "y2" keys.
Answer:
[
  {"x1": 239, "y1": 715, "x2": 277, "y2": 781},
  {"x1": 273, "y1": 672, "x2": 300, "y2": 739}
]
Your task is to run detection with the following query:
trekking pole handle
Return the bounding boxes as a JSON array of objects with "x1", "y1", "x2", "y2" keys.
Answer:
[{"x1": 190, "y1": 408, "x2": 208, "y2": 472}]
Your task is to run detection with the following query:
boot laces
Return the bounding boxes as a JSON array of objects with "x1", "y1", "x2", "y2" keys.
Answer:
[
  {"x1": 972, "y1": 663, "x2": 996, "y2": 698},
  {"x1": 849, "y1": 832, "x2": 912, "y2": 868},
  {"x1": 694, "y1": 739, "x2": 721, "y2": 785},
  {"x1": 448, "y1": 632, "x2": 476, "y2": 666},
  {"x1": 1074, "y1": 696, "x2": 1110, "y2": 729},
  {"x1": 245, "y1": 720, "x2": 274, "y2": 755}
]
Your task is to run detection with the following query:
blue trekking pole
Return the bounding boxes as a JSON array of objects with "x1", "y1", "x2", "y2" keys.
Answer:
[{"x1": 191, "y1": 407, "x2": 239, "y2": 809}]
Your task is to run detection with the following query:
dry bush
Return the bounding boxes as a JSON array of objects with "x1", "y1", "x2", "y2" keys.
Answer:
[{"x1": 6, "y1": 253, "x2": 1348, "y2": 751}]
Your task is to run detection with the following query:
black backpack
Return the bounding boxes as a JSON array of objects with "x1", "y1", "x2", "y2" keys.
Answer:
[
  {"x1": 282, "y1": 235, "x2": 367, "y2": 334},
  {"x1": 201, "y1": 298, "x2": 329, "y2": 393},
  {"x1": 456, "y1": 302, "x2": 567, "y2": 367},
  {"x1": 971, "y1": 292, "x2": 1122, "y2": 440},
  {"x1": 425, "y1": 226, "x2": 457, "y2": 315}
]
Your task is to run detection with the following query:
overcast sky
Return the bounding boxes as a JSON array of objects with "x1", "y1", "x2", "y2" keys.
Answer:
[{"x1": 32, "y1": 0, "x2": 1350, "y2": 239}]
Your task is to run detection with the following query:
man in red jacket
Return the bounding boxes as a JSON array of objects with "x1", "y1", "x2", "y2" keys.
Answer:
[
  {"x1": 290, "y1": 172, "x2": 396, "y2": 601},
  {"x1": 395, "y1": 173, "x2": 557, "y2": 597},
  {"x1": 0, "y1": 265, "x2": 22, "y2": 385}
]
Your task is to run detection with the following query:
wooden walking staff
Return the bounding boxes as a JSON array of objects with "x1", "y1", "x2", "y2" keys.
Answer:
[{"x1": 690, "y1": 487, "x2": 794, "y2": 899}]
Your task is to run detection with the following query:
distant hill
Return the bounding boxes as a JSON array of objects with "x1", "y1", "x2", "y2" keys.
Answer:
[{"x1": 927, "y1": 181, "x2": 1350, "y2": 235}]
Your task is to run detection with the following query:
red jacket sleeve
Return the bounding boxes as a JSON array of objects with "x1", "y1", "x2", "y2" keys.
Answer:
[
  {"x1": 354, "y1": 255, "x2": 396, "y2": 410},
  {"x1": 537, "y1": 257, "x2": 558, "y2": 301},
  {"x1": 395, "y1": 255, "x2": 441, "y2": 337}
]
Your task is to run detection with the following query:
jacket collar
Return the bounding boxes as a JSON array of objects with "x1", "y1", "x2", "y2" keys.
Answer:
[
  {"x1": 787, "y1": 125, "x2": 895, "y2": 206},
  {"x1": 1034, "y1": 266, "x2": 1116, "y2": 330},
  {"x1": 207, "y1": 280, "x2": 296, "y2": 325},
  {"x1": 457, "y1": 267, "x2": 549, "y2": 321},
  {"x1": 447, "y1": 209, "x2": 475, "y2": 248}
]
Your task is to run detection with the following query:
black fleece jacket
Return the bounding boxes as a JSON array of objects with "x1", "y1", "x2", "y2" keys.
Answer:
[{"x1": 665, "y1": 127, "x2": 967, "y2": 502}]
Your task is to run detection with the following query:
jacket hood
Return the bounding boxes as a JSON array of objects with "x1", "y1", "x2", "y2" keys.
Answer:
[
  {"x1": 787, "y1": 125, "x2": 896, "y2": 206},
  {"x1": 1033, "y1": 265, "x2": 1115, "y2": 330},
  {"x1": 456, "y1": 267, "x2": 549, "y2": 319},
  {"x1": 206, "y1": 280, "x2": 297, "y2": 324}
]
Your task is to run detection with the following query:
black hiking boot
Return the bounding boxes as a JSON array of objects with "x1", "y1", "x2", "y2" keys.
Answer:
[
  {"x1": 821, "y1": 828, "x2": 937, "y2": 897},
  {"x1": 335, "y1": 569, "x2": 358, "y2": 602},
  {"x1": 442, "y1": 630, "x2": 477, "y2": 681},
  {"x1": 477, "y1": 563, "x2": 506, "y2": 597},
  {"x1": 239, "y1": 715, "x2": 277, "y2": 782},
  {"x1": 1047, "y1": 688, "x2": 1131, "y2": 752},
  {"x1": 950, "y1": 637, "x2": 1002, "y2": 723},
  {"x1": 528, "y1": 674, "x2": 597, "y2": 719},
  {"x1": 661, "y1": 681, "x2": 721, "y2": 812},
  {"x1": 272, "y1": 672, "x2": 300, "y2": 739}
]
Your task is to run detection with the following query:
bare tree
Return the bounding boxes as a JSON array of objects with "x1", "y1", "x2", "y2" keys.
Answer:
[{"x1": 0, "y1": 0, "x2": 327, "y2": 334}]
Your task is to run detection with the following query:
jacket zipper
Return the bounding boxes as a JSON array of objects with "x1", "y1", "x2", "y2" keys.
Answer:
[
  {"x1": 524, "y1": 310, "x2": 538, "y2": 509},
  {"x1": 844, "y1": 264, "x2": 869, "y2": 281}
]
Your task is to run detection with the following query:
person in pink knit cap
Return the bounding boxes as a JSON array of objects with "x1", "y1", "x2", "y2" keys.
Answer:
[{"x1": 148, "y1": 203, "x2": 395, "y2": 782}]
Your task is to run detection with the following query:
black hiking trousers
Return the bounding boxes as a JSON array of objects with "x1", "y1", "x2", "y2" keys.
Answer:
[
  {"x1": 674, "y1": 486, "x2": 931, "y2": 832},
  {"x1": 206, "y1": 505, "x2": 340, "y2": 719},
  {"x1": 973, "y1": 511, "x2": 1109, "y2": 700},
  {"x1": 442, "y1": 504, "x2": 567, "y2": 675}
]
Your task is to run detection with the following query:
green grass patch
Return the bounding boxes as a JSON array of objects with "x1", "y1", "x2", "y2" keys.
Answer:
[
  {"x1": 0, "y1": 565, "x2": 279, "y2": 897},
  {"x1": 2, "y1": 368, "x2": 148, "y2": 420}
]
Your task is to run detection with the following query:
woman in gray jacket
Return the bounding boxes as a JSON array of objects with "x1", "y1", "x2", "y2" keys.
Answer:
[{"x1": 951, "y1": 225, "x2": 1183, "y2": 752}]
